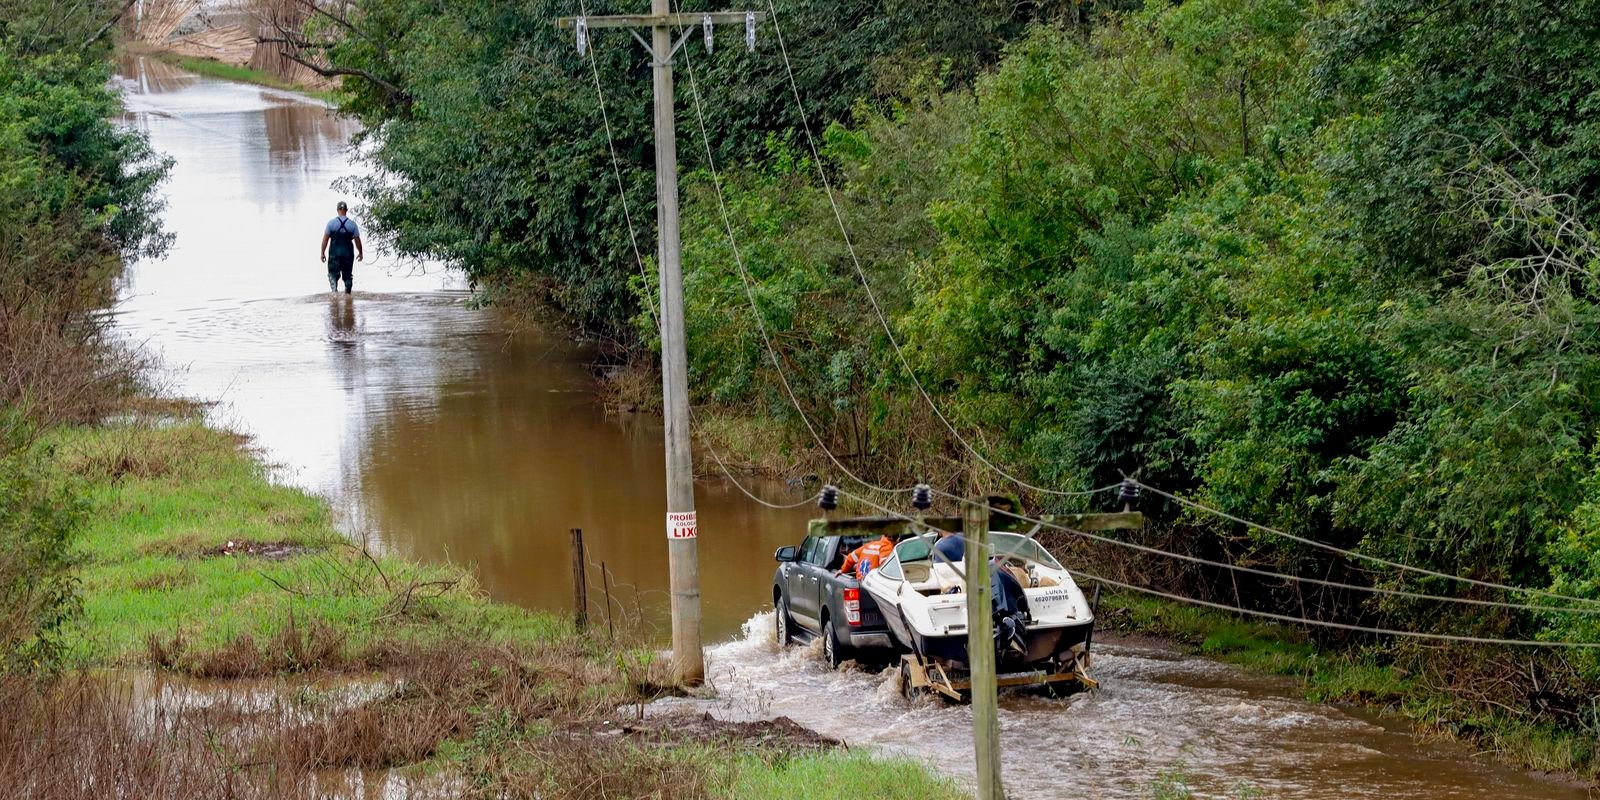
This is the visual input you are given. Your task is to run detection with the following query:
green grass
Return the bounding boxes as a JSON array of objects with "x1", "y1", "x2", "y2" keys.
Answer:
[
  {"x1": 1108, "y1": 592, "x2": 1317, "y2": 675},
  {"x1": 44, "y1": 418, "x2": 970, "y2": 795},
  {"x1": 719, "y1": 750, "x2": 968, "y2": 799},
  {"x1": 49, "y1": 421, "x2": 561, "y2": 664},
  {"x1": 133, "y1": 47, "x2": 339, "y2": 104}
]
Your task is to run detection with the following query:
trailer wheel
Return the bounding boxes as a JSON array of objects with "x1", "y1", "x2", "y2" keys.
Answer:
[
  {"x1": 899, "y1": 658, "x2": 923, "y2": 700},
  {"x1": 775, "y1": 598, "x2": 795, "y2": 646}
]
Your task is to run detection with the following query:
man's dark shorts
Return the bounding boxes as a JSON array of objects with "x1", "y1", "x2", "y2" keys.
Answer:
[{"x1": 328, "y1": 253, "x2": 354, "y2": 291}]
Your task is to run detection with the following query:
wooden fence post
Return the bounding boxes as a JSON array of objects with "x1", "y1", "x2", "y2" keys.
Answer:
[{"x1": 571, "y1": 528, "x2": 588, "y2": 631}]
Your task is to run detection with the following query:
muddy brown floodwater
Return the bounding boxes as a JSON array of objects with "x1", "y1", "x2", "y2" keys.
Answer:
[
  {"x1": 112, "y1": 55, "x2": 815, "y2": 640},
  {"x1": 113, "y1": 58, "x2": 1591, "y2": 799}
]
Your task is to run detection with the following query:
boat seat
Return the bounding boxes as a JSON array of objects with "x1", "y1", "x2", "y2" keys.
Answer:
[
  {"x1": 1001, "y1": 564, "x2": 1030, "y2": 588},
  {"x1": 902, "y1": 561, "x2": 950, "y2": 595}
]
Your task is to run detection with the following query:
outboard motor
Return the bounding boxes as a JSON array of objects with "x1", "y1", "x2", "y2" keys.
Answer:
[{"x1": 991, "y1": 563, "x2": 1030, "y2": 662}]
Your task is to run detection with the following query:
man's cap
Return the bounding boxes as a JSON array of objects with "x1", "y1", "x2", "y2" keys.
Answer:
[{"x1": 336, "y1": 201, "x2": 348, "y2": 210}]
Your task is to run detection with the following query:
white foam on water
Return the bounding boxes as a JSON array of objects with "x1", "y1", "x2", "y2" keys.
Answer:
[{"x1": 662, "y1": 613, "x2": 1590, "y2": 800}]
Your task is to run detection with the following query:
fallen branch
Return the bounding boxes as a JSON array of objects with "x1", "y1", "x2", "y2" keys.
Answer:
[
  {"x1": 376, "y1": 578, "x2": 461, "y2": 622},
  {"x1": 259, "y1": 572, "x2": 307, "y2": 597}
]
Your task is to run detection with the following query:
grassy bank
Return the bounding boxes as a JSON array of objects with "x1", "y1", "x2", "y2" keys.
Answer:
[
  {"x1": 1102, "y1": 593, "x2": 1599, "y2": 780},
  {"x1": 30, "y1": 417, "x2": 965, "y2": 799},
  {"x1": 126, "y1": 43, "x2": 338, "y2": 103},
  {"x1": 53, "y1": 421, "x2": 548, "y2": 663}
]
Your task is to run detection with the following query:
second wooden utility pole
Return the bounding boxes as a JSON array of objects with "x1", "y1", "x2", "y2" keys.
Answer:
[
  {"x1": 964, "y1": 500, "x2": 1004, "y2": 799},
  {"x1": 556, "y1": 3, "x2": 762, "y2": 687}
]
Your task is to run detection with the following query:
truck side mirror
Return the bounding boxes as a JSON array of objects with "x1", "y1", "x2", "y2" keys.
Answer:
[{"x1": 774, "y1": 545, "x2": 799, "y2": 562}]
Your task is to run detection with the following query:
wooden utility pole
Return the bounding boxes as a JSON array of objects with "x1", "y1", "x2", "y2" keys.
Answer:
[
  {"x1": 964, "y1": 500, "x2": 1004, "y2": 799},
  {"x1": 555, "y1": 4, "x2": 761, "y2": 687}
]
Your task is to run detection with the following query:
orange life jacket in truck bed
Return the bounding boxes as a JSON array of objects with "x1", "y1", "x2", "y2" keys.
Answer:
[{"x1": 839, "y1": 535, "x2": 895, "y2": 578}]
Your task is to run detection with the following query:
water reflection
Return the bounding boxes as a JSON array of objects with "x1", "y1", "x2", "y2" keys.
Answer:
[
  {"x1": 111, "y1": 57, "x2": 1597, "y2": 800},
  {"x1": 118, "y1": 53, "x2": 200, "y2": 95},
  {"x1": 345, "y1": 330, "x2": 812, "y2": 634},
  {"x1": 263, "y1": 101, "x2": 351, "y2": 167},
  {"x1": 327, "y1": 294, "x2": 358, "y2": 341}
]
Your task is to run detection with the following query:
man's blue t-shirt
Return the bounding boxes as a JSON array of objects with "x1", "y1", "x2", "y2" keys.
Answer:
[
  {"x1": 326, "y1": 216, "x2": 360, "y2": 258},
  {"x1": 933, "y1": 534, "x2": 964, "y2": 563}
]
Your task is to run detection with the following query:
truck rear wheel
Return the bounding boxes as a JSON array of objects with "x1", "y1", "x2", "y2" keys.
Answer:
[{"x1": 822, "y1": 618, "x2": 851, "y2": 669}]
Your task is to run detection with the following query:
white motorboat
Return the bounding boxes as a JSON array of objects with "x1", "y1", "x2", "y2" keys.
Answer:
[{"x1": 860, "y1": 528, "x2": 1096, "y2": 692}]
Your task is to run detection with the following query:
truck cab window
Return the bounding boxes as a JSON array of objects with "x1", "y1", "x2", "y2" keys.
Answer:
[{"x1": 802, "y1": 536, "x2": 829, "y2": 567}]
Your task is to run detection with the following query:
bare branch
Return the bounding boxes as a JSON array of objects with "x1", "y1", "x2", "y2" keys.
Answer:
[
  {"x1": 1453, "y1": 155, "x2": 1600, "y2": 317},
  {"x1": 293, "y1": 0, "x2": 391, "y2": 58},
  {"x1": 84, "y1": 0, "x2": 139, "y2": 47},
  {"x1": 257, "y1": 35, "x2": 334, "y2": 49},
  {"x1": 280, "y1": 50, "x2": 408, "y2": 101}
]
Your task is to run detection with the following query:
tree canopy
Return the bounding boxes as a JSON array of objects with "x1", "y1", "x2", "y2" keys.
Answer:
[{"x1": 326, "y1": 0, "x2": 1600, "y2": 737}]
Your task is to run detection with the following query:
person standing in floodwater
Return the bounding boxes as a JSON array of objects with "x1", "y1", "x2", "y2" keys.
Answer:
[{"x1": 319, "y1": 201, "x2": 363, "y2": 294}]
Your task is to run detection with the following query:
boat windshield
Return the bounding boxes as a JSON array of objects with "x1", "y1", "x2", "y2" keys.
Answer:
[
  {"x1": 989, "y1": 532, "x2": 1063, "y2": 569},
  {"x1": 895, "y1": 535, "x2": 933, "y2": 565},
  {"x1": 894, "y1": 532, "x2": 1061, "y2": 569}
]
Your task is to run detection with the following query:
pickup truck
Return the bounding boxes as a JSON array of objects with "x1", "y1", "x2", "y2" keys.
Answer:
[{"x1": 771, "y1": 516, "x2": 900, "y2": 668}]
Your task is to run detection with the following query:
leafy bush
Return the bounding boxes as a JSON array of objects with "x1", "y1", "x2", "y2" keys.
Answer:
[
  {"x1": 0, "y1": 0, "x2": 169, "y2": 672},
  {"x1": 0, "y1": 412, "x2": 81, "y2": 674},
  {"x1": 662, "y1": 0, "x2": 1600, "y2": 709},
  {"x1": 0, "y1": 4, "x2": 171, "y2": 423}
]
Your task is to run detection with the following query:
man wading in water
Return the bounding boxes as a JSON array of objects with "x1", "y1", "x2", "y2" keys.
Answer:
[{"x1": 319, "y1": 201, "x2": 363, "y2": 294}]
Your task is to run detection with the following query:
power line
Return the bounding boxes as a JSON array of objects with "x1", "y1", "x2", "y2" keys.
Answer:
[
  {"x1": 587, "y1": 3, "x2": 1600, "y2": 651},
  {"x1": 1073, "y1": 572, "x2": 1600, "y2": 650},
  {"x1": 1133, "y1": 479, "x2": 1600, "y2": 609},
  {"x1": 921, "y1": 486, "x2": 1600, "y2": 617},
  {"x1": 703, "y1": 3, "x2": 1600, "y2": 619},
  {"x1": 578, "y1": 0, "x2": 652, "y2": 319},
  {"x1": 579, "y1": 5, "x2": 822, "y2": 514},
  {"x1": 759, "y1": 0, "x2": 1105, "y2": 500},
  {"x1": 832, "y1": 486, "x2": 1600, "y2": 650},
  {"x1": 673, "y1": 11, "x2": 910, "y2": 501},
  {"x1": 596, "y1": 9, "x2": 1599, "y2": 621},
  {"x1": 696, "y1": 428, "x2": 821, "y2": 509}
]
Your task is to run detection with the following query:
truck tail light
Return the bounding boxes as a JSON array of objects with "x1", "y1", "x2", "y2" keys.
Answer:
[{"x1": 843, "y1": 588, "x2": 861, "y2": 626}]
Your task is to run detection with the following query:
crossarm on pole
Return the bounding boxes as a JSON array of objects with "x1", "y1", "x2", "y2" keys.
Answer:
[{"x1": 554, "y1": 11, "x2": 761, "y2": 29}]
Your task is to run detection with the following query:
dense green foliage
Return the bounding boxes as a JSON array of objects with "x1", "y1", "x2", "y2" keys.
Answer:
[
  {"x1": 331, "y1": 0, "x2": 1600, "y2": 761},
  {"x1": 325, "y1": 0, "x2": 1099, "y2": 333},
  {"x1": 0, "y1": 0, "x2": 170, "y2": 673},
  {"x1": 676, "y1": 0, "x2": 1600, "y2": 632},
  {"x1": 0, "y1": 0, "x2": 170, "y2": 421}
]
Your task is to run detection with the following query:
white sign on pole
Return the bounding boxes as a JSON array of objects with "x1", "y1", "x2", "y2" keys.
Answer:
[{"x1": 667, "y1": 511, "x2": 698, "y2": 540}]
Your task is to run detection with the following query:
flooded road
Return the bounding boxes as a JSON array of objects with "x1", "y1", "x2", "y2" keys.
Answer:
[
  {"x1": 113, "y1": 58, "x2": 1590, "y2": 799},
  {"x1": 670, "y1": 615, "x2": 1590, "y2": 799},
  {"x1": 113, "y1": 56, "x2": 814, "y2": 639}
]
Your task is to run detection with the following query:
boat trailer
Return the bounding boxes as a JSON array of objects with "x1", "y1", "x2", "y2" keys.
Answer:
[{"x1": 898, "y1": 646, "x2": 1097, "y2": 702}]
